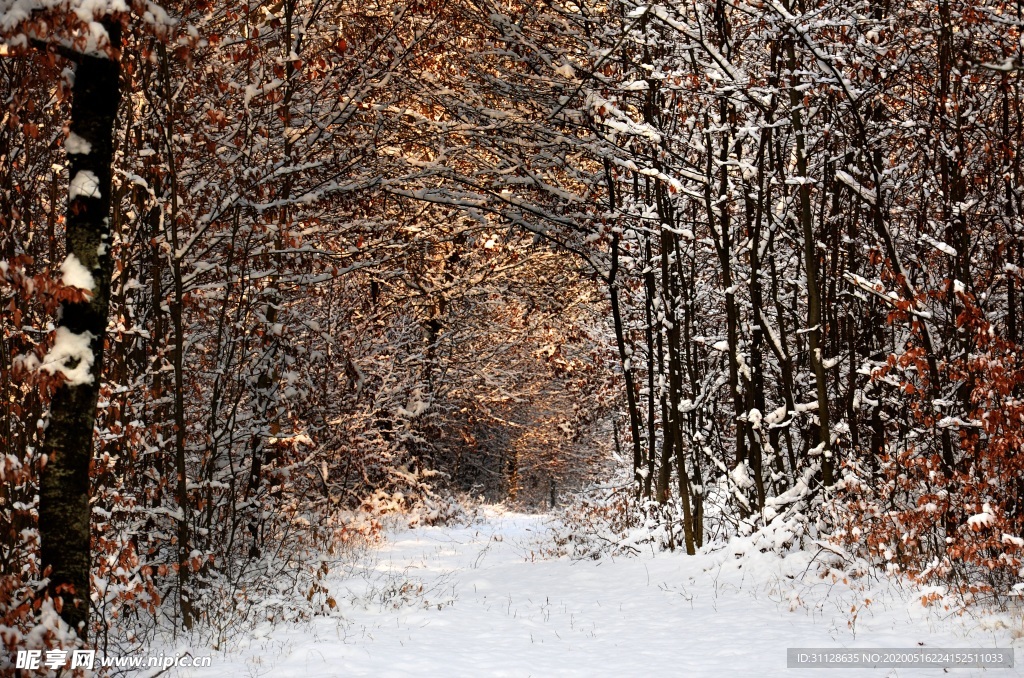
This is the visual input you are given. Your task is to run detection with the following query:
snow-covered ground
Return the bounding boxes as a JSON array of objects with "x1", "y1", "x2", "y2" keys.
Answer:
[{"x1": 183, "y1": 509, "x2": 1024, "y2": 677}]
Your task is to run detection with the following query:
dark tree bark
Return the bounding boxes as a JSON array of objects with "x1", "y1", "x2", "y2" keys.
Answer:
[
  {"x1": 785, "y1": 30, "x2": 833, "y2": 487},
  {"x1": 658, "y1": 205, "x2": 696, "y2": 554},
  {"x1": 38, "y1": 19, "x2": 122, "y2": 639},
  {"x1": 605, "y1": 160, "x2": 645, "y2": 496}
]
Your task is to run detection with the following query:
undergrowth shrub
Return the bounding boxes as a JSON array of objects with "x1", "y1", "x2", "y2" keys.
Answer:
[{"x1": 837, "y1": 301, "x2": 1024, "y2": 607}]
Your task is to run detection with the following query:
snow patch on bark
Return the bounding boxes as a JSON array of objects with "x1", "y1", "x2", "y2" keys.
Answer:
[
  {"x1": 69, "y1": 170, "x2": 100, "y2": 200},
  {"x1": 64, "y1": 131, "x2": 92, "y2": 155},
  {"x1": 60, "y1": 253, "x2": 95, "y2": 291},
  {"x1": 41, "y1": 327, "x2": 96, "y2": 385}
]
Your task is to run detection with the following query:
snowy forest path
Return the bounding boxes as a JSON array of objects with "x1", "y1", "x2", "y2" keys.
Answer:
[{"x1": 210, "y1": 509, "x2": 1021, "y2": 677}]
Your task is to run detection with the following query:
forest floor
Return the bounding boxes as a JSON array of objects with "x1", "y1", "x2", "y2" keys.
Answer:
[{"x1": 180, "y1": 508, "x2": 1024, "y2": 677}]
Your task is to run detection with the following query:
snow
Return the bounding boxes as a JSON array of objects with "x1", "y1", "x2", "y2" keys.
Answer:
[
  {"x1": 69, "y1": 170, "x2": 100, "y2": 200},
  {"x1": 822, "y1": 354, "x2": 842, "y2": 369},
  {"x1": 59, "y1": 253, "x2": 95, "y2": 291},
  {"x1": 921, "y1": 233, "x2": 958, "y2": 257},
  {"x1": 40, "y1": 327, "x2": 95, "y2": 385},
  {"x1": 553, "y1": 62, "x2": 576, "y2": 79},
  {"x1": 980, "y1": 57, "x2": 1021, "y2": 72},
  {"x1": 64, "y1": 131, "x2": 92, "y2": 155},
  {"x1": 1002, "y1": 534, "x2": 1024, "y2": 547},
  {"x1": 763, "y1": 404, "x2": 789, "y2": 426},
  {"x1": 835, "y1": 170, "x2": 876, "y2": 205},
  {"x1": 174, "y1": 510, "x2": 1024, "y2": 677},
  {"x1": 730, "y1": 460, "x2": 754, "y2": 489},
  {"x1": 968, "y1": 504, "x2": 996, "y2": 529}
]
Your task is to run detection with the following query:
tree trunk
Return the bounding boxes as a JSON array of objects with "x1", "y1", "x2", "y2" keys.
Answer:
[
  {"x1": 786, "y1": 33, "x2": 834, "y2": 487},
  {"x1": 605, "y1": 160, "x2": 645, "y2": 496},
  {"x1": 38, "y1": 20, "x2": 122, "y2": 639}
]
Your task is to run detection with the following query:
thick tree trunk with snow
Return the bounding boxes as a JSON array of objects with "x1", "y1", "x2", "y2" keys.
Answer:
[{"x1": 38, "y1": 20, "x2": 122, "y2": 639}]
